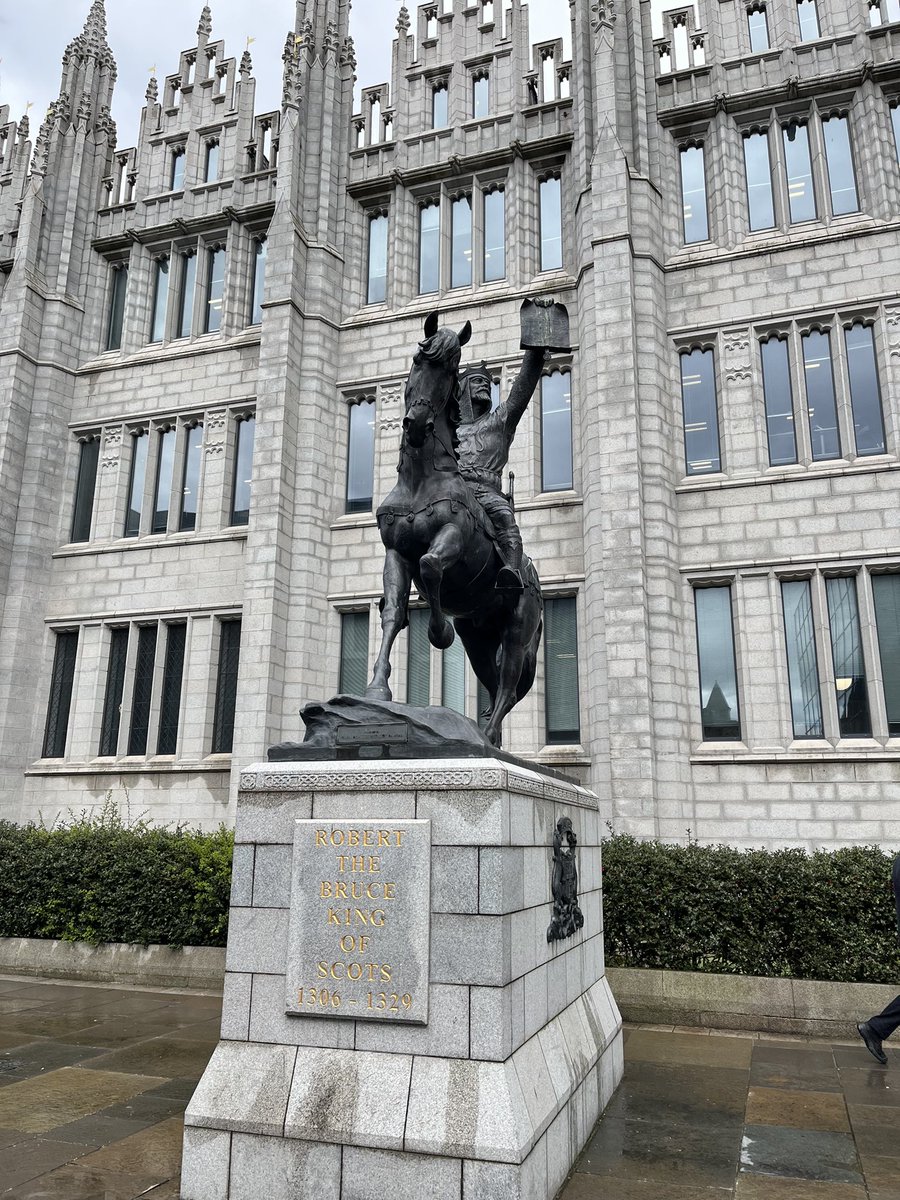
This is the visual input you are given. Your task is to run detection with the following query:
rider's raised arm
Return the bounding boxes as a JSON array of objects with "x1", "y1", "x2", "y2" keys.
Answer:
[{"x1": 501, "y1": 347, "x2": 547, "y2": 436}]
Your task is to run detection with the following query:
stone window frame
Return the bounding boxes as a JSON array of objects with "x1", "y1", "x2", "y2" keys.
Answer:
[
  {"x1": 102, "y1": 255, "x2": 131, "y2": 354},
  {"x1": 343, "y1": 392, "x2": 377, "y2": 516},
  {"x1": 411, "y1": 171, "x2": 511, "y2": 299},
  {"x1": 247, "y1": 227, "x2": 269, "y2": 326},
  {"x1": 752, "y1": 307, "x2": 894, "y2": 470},
  {"x1": 471, "y1": 67, "x2": 491, "y2": 121},
  {"x1": 538, "y1": 363, "x2": 576, "y2": 496},
  {"x1": 744, "y1": 2, "x2": 772, "y2": 55},
  {"x1": 67, "y1": 432, "x2": 102, "y2": 547},
  {"x1": 428, "y1": 74, "x2": 451, "y2": 130},
  {"x1": 794, "y1": 0, "x2": 824, "y2": 43},
  {"x1": 202, "y1": 135, "x2": 221, "y2": 184},
  {"x1": 363, "y1": 204, "x2": 391, "y2": 308},
  {"x1": 691, "y1": 580, "x2": 745, "y2": 745},
  {"x1": 673, "y1": 334, "x2": 725, "y2": 480},
  {"x1": 140, "y1": 231, "x2": 231, "y2": 346},
  {"x1": 541, "y1": 589, "x2": 584, "y2": 750},
  {"x1": 675, "y1": 136, "x2": 712, "y2": 246},
  {"x1": 536, "y1": 165, "x2": 566, "y2": 274},
  {"x1": 774, "y1": 564, "x2": 895, "y2": 746},
  {"x1": 869, "y1": 0, "x2": 900, "y2": 28}
]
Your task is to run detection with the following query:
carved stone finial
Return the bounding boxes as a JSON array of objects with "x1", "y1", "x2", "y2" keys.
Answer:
[
  {"x1": 18, "y1": 115, "x2": 29, "y2": 142},
  {"x1": 240, "y1": 49, "x2": 253, "y2": 77},
  {"x1": 323, "y1": 20, "x2": 337, "y2": 57},
  {"x1": 145, "y1": 75, "x2": 159, "y2": 103},
  {"x1": 198, "y1": 5, "x2": 212, "y2": 37},
  {"x1": 75, "y1": 92, "x2": 93, "y2": 129},
  {"x1": 340, "y1": 35, "x2": 357, "y2": 70},
  {"x1": 84, "y1": 0, "x2": 108, "y2": 42},
  {"x1": 396, "y1": 5, "x2": 411, "y2": 33}
]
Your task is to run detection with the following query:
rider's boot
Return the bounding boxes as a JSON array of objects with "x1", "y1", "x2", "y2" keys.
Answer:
[{"x1": 496, "y1": 538, "x2": 525, "y2": 591}]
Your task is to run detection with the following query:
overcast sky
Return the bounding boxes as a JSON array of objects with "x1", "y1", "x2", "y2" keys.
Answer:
[{"x1": 0, "y1": 1, "x2": 679, "y2": 150}]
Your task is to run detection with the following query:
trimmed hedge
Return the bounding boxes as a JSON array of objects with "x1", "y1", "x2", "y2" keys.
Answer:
[
  {"x1": 0, "y1": 806, "x2": 233, "y2": 948},
  {"x1": 601, "y1": 834, "x2": 900, "y2": 984}
]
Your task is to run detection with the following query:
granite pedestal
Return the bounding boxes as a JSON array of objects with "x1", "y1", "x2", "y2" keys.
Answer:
[{"x1": 181, "y1": 757, "x2": 623, "y2": 1200}]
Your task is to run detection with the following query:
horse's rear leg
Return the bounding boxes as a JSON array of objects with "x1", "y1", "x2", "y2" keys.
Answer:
[
  {"x1": 366, "y1": 550, "x2": 411, "y2": 701},
  {"x1": 484, "y1": 614, "x2": 528, "y2": 747},
  {"x1": 455, "y1": 618, "x2": 500, "y2": 721},
  {"x1": 420, "y1": 525, "x2": 463, "y2": 650}
]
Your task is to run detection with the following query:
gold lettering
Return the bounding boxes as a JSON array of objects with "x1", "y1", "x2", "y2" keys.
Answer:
[
  {"x1": 317, "y1": 961, "x2": 328, "y2": 977},
  {"x1": 336, "y1": 855, "x2": 349, "y2": 872},
  {"x1": 320, "y1": 881, "x2": 333, "y2": 899},
  {"x1": 380, "y1": 964, "x2": 393, "y2": 981},
  {"x1": 370, "y1": 909, "x2": 385, "y2": 927},
  {"x1": 363, "y1": 830, "x2": 375, "y2": 846},
  {"x1": 378, "y1": 830, "x2": 391, "y2": 847},
  {"x1": 348, "y1": 829, "x2": 360, "y2": 847},
  {"x1": 336, "y1": 881, "x2": 348, "y2": 899},
  {"x1": 394, "y1": 831, "x2": 404, "y2": 847},
  {"x1": 351, "y1": 855, "x2": 365, "y2": 873},
  {"x1": 384, "y1": 882, "x2": 396, "y2": 899},
  {"x1": 315, "y1": 830, "x2": 328, "y2": 847},
  {"x1": 327, "y1": 909, "x2": 341, "y2": 925}
]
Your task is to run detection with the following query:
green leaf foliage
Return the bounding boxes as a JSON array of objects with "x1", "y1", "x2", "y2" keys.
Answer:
[
  {"x1": 0, "y1": 803, "x2": 233, "y2": 948},
  {"x1": 601, "y1": 834, "x2": 900, "y2": 983}
]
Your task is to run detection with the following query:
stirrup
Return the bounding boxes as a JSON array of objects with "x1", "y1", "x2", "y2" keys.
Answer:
[{"x1": 496, "y1": 565, "x2": 524, "y2": 591}]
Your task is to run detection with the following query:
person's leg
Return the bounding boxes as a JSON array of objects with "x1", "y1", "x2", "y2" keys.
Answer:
[{"x1": 868, "y1": 993, "x2": 900, "y2": 1042}]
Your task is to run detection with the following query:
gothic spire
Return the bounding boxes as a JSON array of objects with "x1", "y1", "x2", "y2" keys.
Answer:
[
  {"x1": 62, "y1": 0, "x2": 117, "y2": 81},
  {"x1": 198, "y1": 6, "x2": 213, "y2": 38},
  {"x1": 84, "y1": 0, "x2": 108, "y2": 44}
]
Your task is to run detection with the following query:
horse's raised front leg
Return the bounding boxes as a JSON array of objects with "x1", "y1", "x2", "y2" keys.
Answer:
[
  {"x1": 366, "y1": 549, "x2": 412, "y2": 701},
  {"x1": 420, "y1": 524, "x2": 464, "y2": 650}
]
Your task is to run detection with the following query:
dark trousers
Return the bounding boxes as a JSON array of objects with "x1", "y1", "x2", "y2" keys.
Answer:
[{"x1": 869, "y1": 993, "x2": 900, "y2": 1041}]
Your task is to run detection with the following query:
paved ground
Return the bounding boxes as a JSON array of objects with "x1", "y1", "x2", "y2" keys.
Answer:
[{"x1": 0, "y1": 976, "x2": 896, "y2": 1198}]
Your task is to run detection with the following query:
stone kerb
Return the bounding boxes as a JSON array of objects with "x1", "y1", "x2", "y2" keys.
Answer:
[{"x1": 182, "y1": 758, "x2": 623, "y2": 1200}]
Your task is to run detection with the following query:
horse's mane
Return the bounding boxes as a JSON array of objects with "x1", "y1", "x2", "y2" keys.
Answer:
[{"x1": 414, "y1": 328, "x2": 463, "y2": 455}]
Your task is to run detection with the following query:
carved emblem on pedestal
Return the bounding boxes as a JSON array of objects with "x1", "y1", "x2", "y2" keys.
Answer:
[{"x1": 547, "y1": 816, "x2": 585, "y2": 943}]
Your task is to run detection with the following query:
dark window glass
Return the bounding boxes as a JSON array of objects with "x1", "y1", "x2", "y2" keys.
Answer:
[
  {"x1": 230, "y1": 417, "x2": 255, "y2": 526},
  {"x1": 748, "y1": 5, "x2": 770, "y2": 51},
  {"x1": 743, "y1": 131, "x2": 775, "y2": 231},
  {"x1": 42, "y1": 631, "x2": 78, "y2": 759},
  {"x1": 339, "y1": 611, "x2": 369, "y2": 697},
  {"x1": 760, "y1": 337, "x2": 797, "y2": 466},
  {"x1": 346, "y1": 400, "x2": 376, "y2": 513},
  {"x1": 781, "y1": 580, "x2": 824, "y2": 738},
  {"x1": 157, "y1": 622, "x2": 186, "y2": 754},
  {"x1": 783, "y1": 123, "x2": 816, "y2": 222},
  {"x1": 204, "y1": 246, "x2": 226, "y2": 333},
  {"x1": 205, "y1": 141, "x2": 219, "y2": 182},
  {"x1": 483, "y1": 188, "x2": 505, "y2": 281},
  {"x1": 539, "y1": 176, "x2": 563, "y2": 270},
  {"x1": 178, "y1": 253, "x2": 197, "y2": 338},
  {"x1": 680, "y1": 145, "x2": 709, "y2": 243},
  {"x1": 797, "y1": 0, "x2": 820, "y2": 40},
  {"x1": 473, "y1": 74, "x2": 489, "y2": 119},
  {"x1": 432, "y1": 85, "x2": 448, "y2": 128},
  {"x1": 442, "y1": 637, "x2": 466, "y2": 713},
  {"x1": 124, "y1": 431, "x2": 149, "y2": 537},
  {"x1": 179, "y1": 424, "x2": 203, "y2": 532},
  {"x1": 367, "y1": 215, "x2": 388, "y2": 304},
  {"x1": 451, "y1": 195, "x2": 473, "y2": 288},
  {"x1": 545, "y1": 596, "x2": 580, "y2": 744},
  {"x1": 150, "y1": 257, "x2": 169, "y2": 343},
  {"x1": 250, "y1": 237, "x2": 267, "y2": 324},
  {"x1": 419, "y1": 203, "x2": 440, "y2": 294},
  {"x1": 873, "y1": 574, "x2": 900, "y2": 736},
  {"x1": 151, "y1": 427, "x2": 177, "y2": 534},
  {"x1": 99, "y1": 627, "x2": 128, "y2": 756},
  {"x1": 844, "y1": 323, "x2": 886, "y2": 456},
  {"x1": 694, "y1": 586, "x2": 741, "y2": 740},
  {"x1": 802, "y1": 330, "x2": 841, "y2": 460},
  {"x1": 212, "y1": 619, "x2": 242, "y2": 753},
  {"x1": 127, "y1": 624, "x2": 158, "y2": 756},
  {"x1": 826, "y1": 576, "x2": 871, "y2": 737},
  {"x1": 822, "y1": 115, "x2": 859, "y2": 216},
  {"x1": 541, "y1": 371, "x2": 573, "y2": 492},
  {"x1": 680, "y1": 347, "x2": 721, "y2": 475},
  {"x1": 70, "y1": 437, "x2": 100, "y2": 543},
  {"x1": 406, "y1": 609, "x2": 431, "y2": 706},
  {"x1": 106, "y1": 265, "x2": 128, "y2": 351},
  {"x1": 892, "y1": 104, "x2": 900, "y2": 163},
  {"x1": 171, "y1": 148, "x2": 185, "y2": 191}
]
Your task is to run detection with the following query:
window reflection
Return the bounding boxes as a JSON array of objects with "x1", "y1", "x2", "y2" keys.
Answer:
[
  {"x1": 743, "y1": 131, "x2": 775, "y2": 231},
  {"x1": 231, "y1": 416, "x2": 255, "y2": 526},
  {"x1": 796, "y1": 0, "x2": 820, "y2": 40},
  {"x1": 340, "y1": 612, "x2": 369, "y2": 697},
  {"x1": 694, "y1": 587, "x2": 741, "y2": 740},
  {"x1": 844, "y1": 323, "x2": 886, "y2": 456},
  {"x1": 801, "y1": 330, "x2": 841, "y2": 460},
  {"x1": 747, "y1": 5, "x2": 770, "y2": 51},
  {"x1": 451, "y1": 195, "x2": 472, "y2": 288},
  {"x1": 179, "y1": 424, "x2": 203, "y2": 532},
  {"x1": 541, "y1": 371, "x2": 573, "y2": 491},
  {"x1": 783, "y1": 123, "x2": 816, "y2": 222},
  {"x1": 483, "y1": 188, "x2": 506, "y2": 281},
  {"x1": 204, "y1": 246, "x2": 226, "y2": 333},
  {"x1": 419, "y1": 202, "x2": 440, "y2": 294},
  {"x1": 473, "y1": 74, "x2": 490, "y2": 119},
  {"x1": 826, "y1": 576, "x2": 872, "y2": 738},
  {"x1": 367, "y1": 214, "x2": 388, "y2": 304},
  {"x1": 680, "y1": 145, "x2": 709, "y2": 243},
  {"x1": 545, "y1": 596, "x2": 580, "y2": 744},
  {"x1": 150, "y1": 258, "x2": 170, "y2": 343},
  {"x1": 873, "y1": 574, "x2": 900, "y2": 736},
  {"x1": 760, "y1": 337, "x2": 797, "y2": 466},
  {"x1": 539, "y1": 175, "x2": 563, "y2": 270},
  {"x1": 346, "y1": 400, "x2": 376, "y2": 514},
  {"x1": 680, "y1": 347, "x2": 721, "y2": 475},
  {"x1": 406, "y1": 609, "x2": 430, "y2": 706},
  {"x1": 432, "y1": 85, "x2": 448, "y2": 129},
  {"x1": 151, "y1": 427, "x2": 177, "y2": 534},
  {"x1": 822, "y1": 116, "x2": 859, "y2": 216},
  {"x1": 781, "y1": 580, "x2": 824, "y2": 738},
  {"x1": 124, "y1": 431, "x2": 148, "y2": 537}
]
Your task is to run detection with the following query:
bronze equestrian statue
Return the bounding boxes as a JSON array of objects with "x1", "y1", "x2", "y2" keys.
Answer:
[{"x1": 366, "y1": 300, "x2": 569, "y2": 747}]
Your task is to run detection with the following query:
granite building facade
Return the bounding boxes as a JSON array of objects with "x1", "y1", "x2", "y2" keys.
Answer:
[{"x1": 1, "y1": 0, "x2": 899, "y2": 848}]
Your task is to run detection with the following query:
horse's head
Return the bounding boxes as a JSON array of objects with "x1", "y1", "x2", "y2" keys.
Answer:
[{"x1": 403, "y1": 311, "x2": 473, "y2": 448}]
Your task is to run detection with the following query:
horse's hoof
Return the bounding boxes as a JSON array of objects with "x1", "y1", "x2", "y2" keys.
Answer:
[
  {"x1": 365, "y1": 685, "x2": 393, "y2": 702},
  {"x1": 429, "y1": 620, "x2": 455, "y2": 651}
]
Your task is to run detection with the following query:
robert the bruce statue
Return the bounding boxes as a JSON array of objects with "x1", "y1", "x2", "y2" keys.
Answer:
[{"x1": 457, "y1": 298, "x2": 570, "y2": 590}]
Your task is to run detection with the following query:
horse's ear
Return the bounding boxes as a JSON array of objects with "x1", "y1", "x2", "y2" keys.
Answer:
[
  {"x1": 458, "y1": 321, "x2": 473, "y2": 346},
  {"x1": 424, "y1": 311, "x2": 439, "y2": 339}
]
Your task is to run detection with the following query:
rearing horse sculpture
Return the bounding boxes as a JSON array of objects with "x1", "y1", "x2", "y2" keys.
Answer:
[{"x1": 366, "y1": 313, "x2": 544, "y2": 747}]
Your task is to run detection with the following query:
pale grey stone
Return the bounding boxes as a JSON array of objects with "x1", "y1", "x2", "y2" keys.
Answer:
[
  {"x1": 180, "y1": 1127, "x2": 231, "y2": 1200},
  {"x1": 220, "y1": 971, "x2": 252, "y2": 1041},
  {"x1": 511, "y1": 1031, "x2": 558, "y2": 1141},
  {"x1": 311, "y1": 790, "x2": 417, "y2": 820},
  {"x1": 225, "y1": 907, "x2": 289, "y2": 975},
  {"x1": 415, "y1": 788, "x2": 506, "y2": 845},
  {"x1": 355, "y1": 983, "x2": 469, "y2": 1057},
  {"x1": 431, "y1": 845, "x2": 478, "y2": 914},
  {"x1": 470, "y1": 985, "x2": 512, "y2": 1062},
  {"x1": 463, "y1": 1145, "x2": 548, "y2": 1200},
  {"x1": 404, "y1": 1056, "x2": 532, "y2": 1162},
  {"x1": 341, "y1": 1147, "x2": 461, "y2": 1200},
  {"x1": 283, "y1": 1046, "x2": 412, "y2": 1150},
  {"x1": 478, "y1": 847, "x2": 525, "y2": 915},
  {"x1": 285, "y1": 818, "x2": 431, "y2": 1025},
  {"x1": 252, "y1": 843, "x2": 292, "y2": 908},
  {"x1": 230, "y1": 1132, "x2": 341, "y2": 1200},
  {"x1": 538, "y1": 1015, "x2": 576, "y2": 1107},
  {"x1": 236, "y1": 792, "x2": 314, "y2": 845},
  {"x1": 230, "y1": 843, "x2": 254, "y2": 907},
  {"x1": 186, "y1": 1042, "x2": 297, "y2": 1137},
  {"x1": 431, "y1": 913, "x2": 507, "y2": 986}
]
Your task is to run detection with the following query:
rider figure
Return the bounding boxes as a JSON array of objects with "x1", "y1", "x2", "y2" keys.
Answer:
[{"x1": 457, "y1": 345, "x2": 548, "y2": 591}]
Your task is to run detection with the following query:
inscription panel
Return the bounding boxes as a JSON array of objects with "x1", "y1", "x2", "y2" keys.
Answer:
[{"x1": 284, "y1": 819, "x2": 431, "y2": 1024}]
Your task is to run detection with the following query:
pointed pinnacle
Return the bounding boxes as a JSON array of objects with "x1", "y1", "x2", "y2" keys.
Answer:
[
  {"x1": 198, "y1": 5, "x2": 213, "y2": 37},
  {"x1": 84, "y1": 0, "x2": 108, "y2": 40},
  {"x1": 397, "y1": 6, "x2": 411, "y2": 34}
]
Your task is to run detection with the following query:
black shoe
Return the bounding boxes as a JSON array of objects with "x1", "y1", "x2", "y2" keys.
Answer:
[
  {"x1": 857, "y1": 1021, "x2": 888, "y2": 1065},
  {"x1": 496, "y1": 566, "x2": 524, "y2": 590}
]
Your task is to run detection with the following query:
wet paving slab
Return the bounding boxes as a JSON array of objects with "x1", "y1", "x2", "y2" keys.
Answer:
[{"x1": 0, "y1": 975, "x2": 898, "y2": 1198}]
